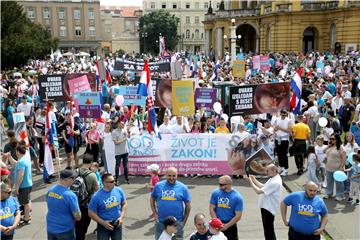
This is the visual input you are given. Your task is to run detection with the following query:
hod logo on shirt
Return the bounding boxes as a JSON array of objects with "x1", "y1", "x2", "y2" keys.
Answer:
[
  {"x1": 0, "y1": 207, "x2": 13, "y2": 220},
  {"x1": 103, "y1": 196, "x2": 120, "y2": 209},
  {"x1": 48, "y1": 192, "x2": 63, "y2": 199},
  {"x1": 161, "y1": 190, "x2": 176, "y2": 201},
  {"x1": 297, "y1": 204, "x2": 315, "y2": 216},
  {"x1": 217, "y1": 197, "x2": 230, "y2": 209}
]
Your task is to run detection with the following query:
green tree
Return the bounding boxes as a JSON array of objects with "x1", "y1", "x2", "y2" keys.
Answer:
[
  {"x1": 139, "y1": 10, "x2": 179, "y2": 54},
  {"x1": 1, "y1": 1, "x2": 58, "y2": 69}
]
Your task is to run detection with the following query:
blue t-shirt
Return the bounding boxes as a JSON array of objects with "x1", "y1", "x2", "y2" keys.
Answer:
[
  {"x1": 351, "y1": 164, "x2": 360, "y2": 183},
  {"x1": 102, "y1": 83, "x2": 107, "y2": 97},
  {"x1": 14, "y1": 155, "x2": 32, "y2": 188},
  {"x1": 46, "y1": 185, "x2": 80, "y2": 234},
  {"x1": 210, "y1": 188, "x2": 244, "y2": 223},
  {"x1": 88, "y1": 187, "x2": 126, "y2": 221},
  {"x1": 327, "y1": 83, "x2": 336, "y2": 96},
  {"x1": 151, "y1": 180, "x2": 191, "y2": 222},
  {"x1": 0, "y1": 196, "x2": 19, "y2": 237},
  {"x1": 283, "y1": 191, "x2": 328, "y2": 235}
]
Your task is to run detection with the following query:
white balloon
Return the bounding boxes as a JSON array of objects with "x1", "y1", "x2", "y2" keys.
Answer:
[
  {"x1": 41, "y1": 67, "x2": 48, "y2": 74},
  {"x1": 213, "y1": 102, "x2": 222, "y2": 114},
  {"x1": 221, "y1": 113, "x2": 229, "y2": 122},
  {"x1": 318, "y1": 117, "x2": 328, "y2": 127}
]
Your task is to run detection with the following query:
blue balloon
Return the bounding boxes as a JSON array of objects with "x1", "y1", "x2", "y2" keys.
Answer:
[
  {"x1": 347, "y1": 152, "x2": 355, "y2": 166},
  {"x1": 333, "y1": 171, "x2": 348, "y2": 182}
]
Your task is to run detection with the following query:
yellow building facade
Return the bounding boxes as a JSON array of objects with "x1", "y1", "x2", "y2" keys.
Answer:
[{"x1": 204, "y1": 0, "x2": 360, "y2": 57}]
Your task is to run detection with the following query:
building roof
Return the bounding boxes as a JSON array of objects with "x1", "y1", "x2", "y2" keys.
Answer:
[{"x1": 100, "y1": 6, "x2": 140, "y2": 17}]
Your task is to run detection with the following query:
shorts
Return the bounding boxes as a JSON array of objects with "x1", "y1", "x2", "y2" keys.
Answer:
[
  {"x1": 18, "y1": 187, "x2": 32, "y2": 205},
  {"x1": 65, "y1": 143, "x2": 79, "y2": 154}
]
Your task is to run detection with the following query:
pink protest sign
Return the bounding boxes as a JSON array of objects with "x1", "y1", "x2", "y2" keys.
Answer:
[
  {"x1": 260, "y1": 56, "x2": 270, "y2": 71},
  {"x1": 68, "y1": 75, "x2": 91, "y2": 95},
  {"x1": 253, "y1": 55, "x2": 261, "y2": 70}
]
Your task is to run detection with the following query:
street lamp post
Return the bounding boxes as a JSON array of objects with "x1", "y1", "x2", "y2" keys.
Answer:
[
  {"x1": 230, "y1": 18, "x2": 236, "y2": 62},
  {"x1": 141, "y1": 32, "x2": 148, "y2": 53}
]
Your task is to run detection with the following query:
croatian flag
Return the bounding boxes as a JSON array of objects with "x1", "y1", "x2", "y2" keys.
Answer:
[
  {"x1": 43, "y1": 102, "x2": 55, "y2": 183},
  {"x1": 290, "y1": 67, "x2": 302, "y2": 115},
  {"x1": 211, "y1": 60, "x2": 220, "y2": 82},
  {"x1": 105, "y1": 64, "x2": 112, "y2": 83},
  {"x1": 137, "y1": 61, "x2": 161, "y2": 139}
]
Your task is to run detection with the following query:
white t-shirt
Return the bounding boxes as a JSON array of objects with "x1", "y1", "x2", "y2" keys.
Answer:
[
  {"x1": 210, "y1": 232, "x2": 227, "y2": 240},
  {"x1": 273, "y1": 117, "x2": 291, "y2": 141},
  {"x1": 159, "y1": 123, "x2": 172, "y2": 134},
  {"x1": 343, "y1": 142, "x2": 359, "y2": 156},
  {"x1": 322, "y1": 127, "x2": 334, "y2": 141},
  {"x1": 158, "y1": 231, "x2": 174, "y2": 240},
  {"x1": 17, "y1": 102, "x2": 33, "y2": 117},
  {"x1": 258, "y1": 174, "x2": 282, "y2": 216},
  {"x1": 170, "y1": 124, "x2": 187, "y2": 134},
  {"x1": 315, "y1": 145, "x2": 327, "y2": 168}
]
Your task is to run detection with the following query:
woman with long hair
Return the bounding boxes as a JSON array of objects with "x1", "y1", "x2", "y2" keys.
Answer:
[
  {"x1": 342, "y1": 132, "x2": 359, "y2": 195},
  {"x1": 324, "y1": 134, "x2": 346, "y2": 201}
]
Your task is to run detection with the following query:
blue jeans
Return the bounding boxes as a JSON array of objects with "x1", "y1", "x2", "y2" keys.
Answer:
[
  {"x1": 325, "y1": 171, "x2": 344, "y2": 198},
  {"x1": 155, "y1": 221, "x2": 184, "y2": 240},
  {"x1": 47, "y1": 229, "x2": 75, "y2": 240},
  {"x1": 97, "y1": 223, "x2": 122, "y2": 240}
]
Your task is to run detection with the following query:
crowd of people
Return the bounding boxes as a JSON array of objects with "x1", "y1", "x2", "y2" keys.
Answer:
[{"x1": 1, "y1": 49, "x2": 360, "y2": 240}]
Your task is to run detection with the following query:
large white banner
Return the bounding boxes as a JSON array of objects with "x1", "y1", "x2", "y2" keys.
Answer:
[{"x1": 128, "y1": 134, "x2": 233, "y2": 175}]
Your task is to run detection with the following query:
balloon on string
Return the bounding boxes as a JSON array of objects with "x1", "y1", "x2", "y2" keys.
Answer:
[
  {"x1": 221, "y1": 113, "x2": 229, "y2": 122},
  {"x1": 213, "y1": 102, "x2": 222, "y2": 114},
  {"x1": 318, "y1": 117, "x2": 328, "y2": 127},
  {"x1": 324, "y1": 66, "x2": 331, "y2": 75},
  {"x1": 333, "y1": 171, "x2": 347, "y2": 182},
  {"x1": 41, "y1": 67, "x2": 48, "y2": 74},
  {"x1": 115, "y1": 95, "x2": 124, "y2": 106},
  {"x1": 347, "y1": 152, "x2": 355, "y2": 166}
]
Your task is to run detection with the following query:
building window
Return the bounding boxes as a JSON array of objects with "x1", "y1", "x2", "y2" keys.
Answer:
[
  {"x1": 75, "y1": 26, "x2": 81, "y2": 36},
  {"x1": 27, "y1": 8, "x2": 36, "y2": 19},
  {"x1": 204, "y1": 2, "x2": 209, "y2": 8},
  {"x1": 58, "y1": 8, "x2": 65, "y2": 19},
  {"x1": 88, "y1": 9, "x2": 95, "y2": 19},
  {"x1": 150, "y1": 2, "x2": 155, "y2": 9},
  {"x1": 216, "y1": 2, "x2": 220, "y2": 9},
  {"x1": 73, "y1": 9, "x2": 81, "y2": 20},
  {"x1": 89, "y1": 26, "x2": 95, "y2": 36},
  {"x1": 195, "y1": 2, "x2": 199, "y2": 8},
  {"x1": 185, "y1": 16, "x2": 190, "y2": 24},
  {"x1": 43, "y1": 8, "x2": 50, "y2": 19},
  {"x1": 59, "y1": 26, "x2": 67, "y2": 37},
  {"x1": 162, "y1": 3, "x2": 166, "y2": 8},
  {"x1": 186, "y1": 29, "x2": 190, "y2": 39},
  {"x1": 47, "y1": 27, "x2": 52, "y2": 34},
  {"x1": 195, "y1": 16, "x2": 199, "y2": 24},
  {"x1": 173, "y1": 3, "x2": 177, "y2": 9},
  {"x1": 186, "y1": 2, "x2": 190, "y2": 8},
  {"x1": 195, "y1": 29, "x2": 199, "y2": 39},
  {"x1": 201, "y1": 33, "x2": 204, "y2": 39}
]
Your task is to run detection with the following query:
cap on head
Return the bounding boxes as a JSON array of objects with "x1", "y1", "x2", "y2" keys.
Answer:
[
  {"x1": 60, "y1": 169, "x2": 76, "y2": 179},
  {"x1": 209, "y1": 218, "x2": 223, "y2": 229},
  {"x1": 147, "y1": 164, "x2": 160, "y2": 172}
]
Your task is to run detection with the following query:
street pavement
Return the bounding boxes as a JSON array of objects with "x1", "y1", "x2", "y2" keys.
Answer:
[{"x1": 10, "y1": 146, "x2": 359, "y2": 240}]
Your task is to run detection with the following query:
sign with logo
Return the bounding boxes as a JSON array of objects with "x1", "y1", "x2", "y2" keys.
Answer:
[
  {"x1": 172, "y1": 80, "x2": 194, "y2": 116},
  {"x1": 194, "y1": 88, "x2": 217, "y2": 108},
  {"x1": 77, "y1": 92, "x2": 101, "y2": 118},
  {"x1": 233, "y1": 60, "x2": 246, "y2": 78}
]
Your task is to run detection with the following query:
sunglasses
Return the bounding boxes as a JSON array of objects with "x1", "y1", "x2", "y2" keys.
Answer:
[
  {"x1": 218, "y1": 183, "x2": 227, "y2": 187},
  {"x1": 2, "y1": 191, "x2": 11, "y2": 194},
  {"x1": 106, "y1": 180, "x2": 115, "y2": 183}
]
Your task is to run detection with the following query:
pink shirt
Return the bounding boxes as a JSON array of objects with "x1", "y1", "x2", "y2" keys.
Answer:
[
  {"x1": 86, "y1": 130, "x2": 101, "y2": 144},
  {"x1": 150, "y1": 175, "x2": 159, "y2": 192}
]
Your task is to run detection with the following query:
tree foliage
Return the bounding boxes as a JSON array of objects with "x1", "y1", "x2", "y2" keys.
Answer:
[
  {"x1": 1, "y1": 1, "x2": 58, "y2": 69},
  {"x1": 139, "y1": 10, "x2": 179, "y2": 54}
]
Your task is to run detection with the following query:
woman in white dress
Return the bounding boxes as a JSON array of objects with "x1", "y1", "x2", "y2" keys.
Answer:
[{"x1": 102, "y1": 122, "x2": 116, "y2": 175}]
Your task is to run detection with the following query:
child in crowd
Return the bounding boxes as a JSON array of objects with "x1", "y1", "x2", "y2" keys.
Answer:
[
  {"x1": 208, "y1": 218, "x2": 227, "y2": 240},
  {"x1": 91, "y1": 162, "x2": 103, "y2": 188},
  {"x1": 146, "y1": 163, "x2": 160, "y2": 220},
  {"x1": 345, "y1": 153, "x2": 360, "y2": 205},
  {"x1": 315, "y1": 135, "x2": 327, "y2": 188},
  {"x1": 307, "y1": 145, "x2": 321, "y2": 190},
  {"x1": 158, "y1": 216, "x2": 178, "y2": 240}
]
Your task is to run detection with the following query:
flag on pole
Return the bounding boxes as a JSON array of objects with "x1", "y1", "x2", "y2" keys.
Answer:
[
  {"x1": 43, "y1": 101, "x2": 55, "y2": 182},
  {"x1": 95, "y1": 61, "x2": 102, "y2": 92},
  {"x1": 290, "y1": 68, "x2": 302, "y2": 115},
  {"x1": 137, "y1": 60, "x2": 161, "y2": 139},
  {"x1": 105, "y1": 64, "x2": 112, "y2": 83}
]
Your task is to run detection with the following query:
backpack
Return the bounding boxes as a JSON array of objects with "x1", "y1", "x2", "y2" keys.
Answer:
[{"x1": 70, "y1": 169, "x2": 92, "y2": 206}]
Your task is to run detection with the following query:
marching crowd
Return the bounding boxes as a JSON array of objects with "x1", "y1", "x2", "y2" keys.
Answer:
[{"x1": 1, "y1": 50, "x2": 360, "y2": 240}]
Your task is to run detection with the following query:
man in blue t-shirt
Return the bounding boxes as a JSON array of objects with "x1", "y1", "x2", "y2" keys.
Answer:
[
  {"x1": 1, "y1": 182, "x2": 21, "y2": 239},
  {"x1": 280, "y1": 181, "x2": 328, "y2": 240},
  {"x1": 46, "y1": 169, "x2": 81, "y2": 239},
  {"x1": 88, "y1": 173, "x2": 127, "y2": 240},
  {"x1": 209, "y1": 175, "x2": 244, "y2": 240},
  {"x1": 151, "y1": 167, "x2": 191, "y2": 240},
  {"x1": 13, "y1": 143, "x2": 32, "y2": 225}
]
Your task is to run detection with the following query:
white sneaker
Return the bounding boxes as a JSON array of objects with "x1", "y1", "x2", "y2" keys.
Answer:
[
  {"x1": 280, "y1": 169, "x2": 288, "y2": 176},
  {"x1": 183, "y1": 174, "x2": 188, "y2": 177},
  {"x1": 335, "y1": 197, "x2": 344, "y2": 201}
]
